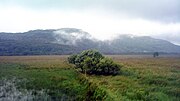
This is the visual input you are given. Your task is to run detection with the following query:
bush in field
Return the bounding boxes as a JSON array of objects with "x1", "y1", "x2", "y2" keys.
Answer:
[
  {"x1": 97, "y1": 58, "x2": 120, "y2": 75},
  {"x1": 68, "y1": 54, "x2": 77, "y2": 64},
  {"x1": 68, "y1": 50, "x2": 121, "y2": 75}
]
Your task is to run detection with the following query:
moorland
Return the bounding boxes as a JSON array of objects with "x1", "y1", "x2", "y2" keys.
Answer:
[{"x1": 0, "y1": 55, "x2": 180, "y2": 101}]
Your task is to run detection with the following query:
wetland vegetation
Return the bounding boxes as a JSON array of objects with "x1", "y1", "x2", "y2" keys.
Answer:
[{"x1": 0, "y1": 55, "x2": 180, "y2": 101}]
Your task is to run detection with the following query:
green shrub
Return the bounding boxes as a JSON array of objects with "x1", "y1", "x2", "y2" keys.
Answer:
[
  {"x1": 67, "y1": 54, "x2": 77, "y2": 64},
  {"x1": 68, "y1": 50, "x2": 121, "y2": 75},
  {"x1": 97, "y1": 57, "x2": 120, "y2": 75}
]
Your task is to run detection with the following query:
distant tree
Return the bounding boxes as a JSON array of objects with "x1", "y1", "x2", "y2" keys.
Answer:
[
  {"x1": 153, "y1": 52, "x2": 159, "y2": 57},
  {"x1": 68, "y1": 49, "x2": 121, "y2": 75}
]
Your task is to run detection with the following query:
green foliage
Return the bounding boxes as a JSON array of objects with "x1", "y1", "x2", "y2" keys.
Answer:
[
  {"x1": 68, "y1": 50, "x2": 121, "y2": 75},
  {"x1": 97, "y1": 58, "x2": 120, "y2": 75},
  {"x1": 67, "y1": 54, "x2": 77, "y2": 64},
  {"x1": 145, "y1": 92, "x2": 170, "y2": 101}
]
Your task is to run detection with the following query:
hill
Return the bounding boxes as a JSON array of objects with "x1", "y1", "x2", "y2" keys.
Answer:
[{"x1": 0, "y1": 28, "x2": 180, "y2": 55}]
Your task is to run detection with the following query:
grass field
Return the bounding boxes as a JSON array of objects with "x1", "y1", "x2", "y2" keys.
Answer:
[
  {"x1": 0, "y1": 56, "x2": 88, "y2": 100},
  {"x1": 0, "y1": 55, "x2": 180, "y2": 101}
]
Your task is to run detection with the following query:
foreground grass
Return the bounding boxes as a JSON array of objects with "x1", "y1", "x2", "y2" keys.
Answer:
[
  {"x1": 0, "y1": 56, "x2": 88, "y2": 100},
  {"x1": 0, "y1": 55, "x2": 180, "y2": 101},
  {"x1": 88, "y1": 56, "x2": 180, "y2": 101}
]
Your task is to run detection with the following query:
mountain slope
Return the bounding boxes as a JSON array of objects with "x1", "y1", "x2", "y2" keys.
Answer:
[
  {"x1": 100, "y1": 35, "x2": 180, "y2": 53},
  {"x1": 0, "y1": 28, "x2": 180, "y2": 55}
]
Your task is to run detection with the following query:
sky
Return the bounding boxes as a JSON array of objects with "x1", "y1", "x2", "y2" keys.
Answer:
[{"x1": 0, "y1": 0, "x2": 180, "y2": 44}]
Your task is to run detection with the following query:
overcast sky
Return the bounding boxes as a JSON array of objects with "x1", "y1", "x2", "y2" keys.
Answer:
[{"x1": 0, "y1": 0, "x2": 180, "y2": 44}]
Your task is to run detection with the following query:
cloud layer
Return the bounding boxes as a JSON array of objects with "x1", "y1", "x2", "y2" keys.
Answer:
[
  {"x1": 1, "y1": 0, "x2": 179, "y2": 22},
  {"x1": 0, "y1": 0, "x2": 180, "y2": 44}
]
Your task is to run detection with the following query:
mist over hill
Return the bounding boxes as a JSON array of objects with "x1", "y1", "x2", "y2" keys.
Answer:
[{"x1": 0, "y1": 28, "x2": 180, "y2": 55}]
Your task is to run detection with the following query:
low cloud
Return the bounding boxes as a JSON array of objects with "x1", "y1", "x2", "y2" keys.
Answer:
[
  {"x1": 0, "y1": 0, "x2": 180, "y2": 44},
  {"x1": 153, "y1": 33, "x2": 180, "y2": 45}
]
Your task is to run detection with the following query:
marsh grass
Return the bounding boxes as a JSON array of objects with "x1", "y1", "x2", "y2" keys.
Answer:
[
  {"x1": 0, "y1": 56, "x2": 88, "y2": 100},
  {"x1": 0, "y1": 55, "x2": 180, "y2": 101},
  {"x1": 87, "y1": 56, "x2": 180, "y2": 100},
  {"x1": 0, "y1": 78, "x2": 50, "y2": 101}
]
